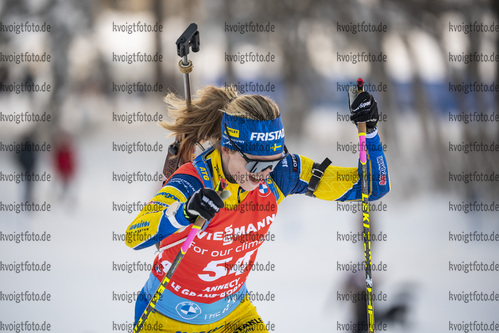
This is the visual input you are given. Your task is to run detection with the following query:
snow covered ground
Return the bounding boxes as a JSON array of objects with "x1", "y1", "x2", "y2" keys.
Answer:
[{"x1": 1, "y1": 92, "x2": 498, "y2": 333}]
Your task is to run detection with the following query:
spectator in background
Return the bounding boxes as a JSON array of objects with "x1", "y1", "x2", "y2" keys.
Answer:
[
  {"x1": 53, "y1": 130, "x2": 76, "y2": 200},
  {"x1": 16, "y1": 131, "x2": 38, "y2": 202}
]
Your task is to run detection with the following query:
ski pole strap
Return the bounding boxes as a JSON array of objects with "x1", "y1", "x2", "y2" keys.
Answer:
[{"x1": 305, "y1": 157, "x2": 332, "y2": 197}]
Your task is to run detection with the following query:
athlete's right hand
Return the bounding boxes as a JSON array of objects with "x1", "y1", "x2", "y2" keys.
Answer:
[{"x1": 184, "y1": 188, "x2": 225, "y2": 222}]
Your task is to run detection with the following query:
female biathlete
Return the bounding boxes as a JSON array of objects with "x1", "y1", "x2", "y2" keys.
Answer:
[{"x1": 125, "y1": 85, "x2": 390, "y2": 332}]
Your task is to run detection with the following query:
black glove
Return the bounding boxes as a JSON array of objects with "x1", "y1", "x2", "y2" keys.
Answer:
[
  {"x1": 349, "y1": 91, "x2": 379, "y2": 134},
  {"x1": 184, "y1": 188, "x2": 224, "y2": 222}
]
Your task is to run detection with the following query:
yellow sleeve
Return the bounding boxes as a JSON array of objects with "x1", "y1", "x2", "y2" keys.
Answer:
[
  {"x1": 125, "y1": 185, "x2": 188, "y2": 249},
  {"x1": 299, "y1": 155, "x2": 358, "y2": 201}
]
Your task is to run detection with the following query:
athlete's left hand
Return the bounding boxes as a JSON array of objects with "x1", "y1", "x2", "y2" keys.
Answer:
[{"x1": 349, "y1": 91, "x2": 379, "y2": 133}]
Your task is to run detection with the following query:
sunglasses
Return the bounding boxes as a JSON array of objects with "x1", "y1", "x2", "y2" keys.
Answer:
[{"x1": 224, "y1": 125, "x2": 288, "y2": 173}]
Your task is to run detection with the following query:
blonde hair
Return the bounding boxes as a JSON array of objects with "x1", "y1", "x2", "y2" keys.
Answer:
[{"x1": 160, "y1": 85, "x2": 280, "y2": 162}]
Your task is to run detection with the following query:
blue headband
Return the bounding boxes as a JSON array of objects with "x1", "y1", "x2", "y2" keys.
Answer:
[{"x1": 221, "y1": 113, "x2": 285, "y2": 156}]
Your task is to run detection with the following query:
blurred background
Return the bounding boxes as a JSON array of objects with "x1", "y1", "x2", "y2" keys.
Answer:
[{"x1": 0, "y1": 0, "x2": 498, "y2": 332}]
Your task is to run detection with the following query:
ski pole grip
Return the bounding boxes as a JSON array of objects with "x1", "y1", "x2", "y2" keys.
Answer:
[{"x1": 358, "y1": 122, "x2": 367, "y2": 134}]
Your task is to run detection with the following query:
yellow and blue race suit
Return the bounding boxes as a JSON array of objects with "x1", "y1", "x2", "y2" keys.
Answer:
[{"x1": 125, "y1": 130, "x2": 389, "y2": 331}]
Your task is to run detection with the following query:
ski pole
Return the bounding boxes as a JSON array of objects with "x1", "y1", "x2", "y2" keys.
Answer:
[
  {"x1": 356, "y1": 78, "x2": 375, "y2": 332},
  {"x1": 163, "y1": 23, "x2": 201, "y2": 180},
  {"x1": 176, "y1": 22, "x2": 199, "y2": 105},
  {"x1": 133, "y1": 179, "x2": 229, "y2": 333}
]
